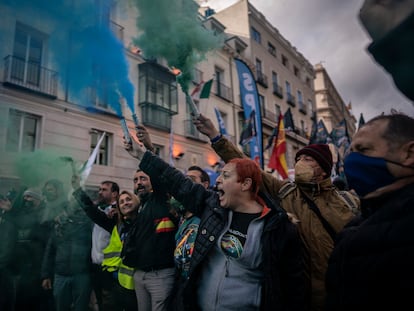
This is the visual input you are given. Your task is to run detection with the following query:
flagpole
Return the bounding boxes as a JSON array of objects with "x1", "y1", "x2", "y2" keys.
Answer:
[{"x1": 185, "y1": 92, "x2": 200, "y2": 117}]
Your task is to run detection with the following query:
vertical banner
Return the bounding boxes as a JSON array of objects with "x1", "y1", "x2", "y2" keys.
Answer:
[
  {"x1": 214, "y1": 107, "x2": 228, "y2": 136},
  {"x1": 234, "y1": 58, "x2": 263, "y2": 168}
]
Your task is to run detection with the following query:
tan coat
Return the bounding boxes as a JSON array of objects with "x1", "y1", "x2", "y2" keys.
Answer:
[{"x1": 212, "y1": 137, "x2": 355, "y2": 311}]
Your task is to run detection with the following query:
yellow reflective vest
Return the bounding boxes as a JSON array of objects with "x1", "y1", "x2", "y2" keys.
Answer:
[{"x1": 102, "y1": 226, "x2": 135, "y2": 290}]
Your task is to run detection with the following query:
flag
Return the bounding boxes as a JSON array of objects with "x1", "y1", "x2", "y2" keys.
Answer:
[
  {"x1": 268, "y1": 113, "x2": 288, "y2": 179},
  {"x1": 265, "y1": 114, "x2": 280, "y2": 150},
  {"x1": 234, "y1": 58, "x2": 264, "y2": 168},
  {"x1": 191, "y1": 79, "x2": 213, "y2": 101},
  {"x1": 331, "y1": 119, "x2": 351, "y2": 160},
  {"x1": 309, "y1": 119, "x2": 330, "y2": 144},
  {"x1": 284, "y1": 107, "x2": 295, "y2": 132},
  {"x1": 358, "y1": 113, "x2": 365, "y2": 129},
  {"x1": 214, "y1": 107, "x2": 228, "y2": 136},
  {"x1": 239, "y1": 110, "x2": 257, "y2": 146},
  {"x1": 79, "y1": 131, "x2": 106, "y2": 186},
  {"x1": 169, "y1": 123, "x2": 174, "y2": 166}
]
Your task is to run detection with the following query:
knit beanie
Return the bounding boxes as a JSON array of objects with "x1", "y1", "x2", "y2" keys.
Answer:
[
  {"x1": 296, "y1": 144, "x2": 333, "y2": 175},
  {"x1": 23, "y1": 187, "x2": 43, "y2": 201}
]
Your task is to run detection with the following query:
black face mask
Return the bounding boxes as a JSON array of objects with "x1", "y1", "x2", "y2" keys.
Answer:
[{"x1": 23, "y1": 200, "x2": 35, "y2": 209}]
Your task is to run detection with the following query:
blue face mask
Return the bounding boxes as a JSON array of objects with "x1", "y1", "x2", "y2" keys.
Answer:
[{"x1": 344, "y1": 152, "x2": 397, "y2": 197}]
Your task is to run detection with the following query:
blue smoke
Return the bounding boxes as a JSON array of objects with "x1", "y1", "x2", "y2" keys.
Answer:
[{"x1": 4, "y1": 0, "x2": 134, "y2": 116}]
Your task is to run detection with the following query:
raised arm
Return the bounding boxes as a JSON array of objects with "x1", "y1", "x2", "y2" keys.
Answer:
[
  {"x1": 71, "y1": 175, "x2": 115, "y2": 232},
  {"x1": 193, "y1": 114, "x2": 283, "y2": 196},
  {"x1": 123, "y1": 135, "x2": 210, "y2": 216}
]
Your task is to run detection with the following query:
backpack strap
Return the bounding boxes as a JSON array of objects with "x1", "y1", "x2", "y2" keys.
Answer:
[{"x1": 278, "y1": 182, "x2": 297, "y2": 199}]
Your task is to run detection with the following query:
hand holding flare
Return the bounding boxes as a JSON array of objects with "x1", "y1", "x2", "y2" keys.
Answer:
[{"x1": 123, "y1": 129, "x2": 147, "y2": 161}]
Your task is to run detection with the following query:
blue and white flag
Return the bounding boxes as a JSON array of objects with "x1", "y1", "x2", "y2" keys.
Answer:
[
  {"x1": 214, "y1": 107, "x2": 228, "y2": 136},
  {"x1": 234, "y1": 58, "x2": 263, "y2": 168}
]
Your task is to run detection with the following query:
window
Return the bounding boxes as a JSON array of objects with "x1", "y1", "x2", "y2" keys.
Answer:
[
  {"x1": 259, "y1": 94, "x2": 265, "y2": 117},
  {"x1": 6, "y1": 108, "x2": 40, "y2": 152},
  {"x1": 255, "y1": 58, "x2": 263, "y2": 76},
  {"x1": 297, "y1": 90, "x2": 303, "y2": 104},
  {"x1": 12, "y1": 23, "x2": 45, "y2": 87},
  {"x1": 275, "y1": 104, "x2": 281, "y2": 118},
  {"x1": 308, "y1": 99, "x2": 314, "y2": 115},
  {"x1": 267, "y1": 42, "x2": 276, "y2": 57},
  {"x1": 152, "y1": 144, "x2": 163, "y2": 157},
  {"x1": 272, "y1": 71, "x2": 278, "y2": 85},
  {"x1": 90, "y1": 130, "x2": 111, "y2": 166},
  {"x1": 285, "y1": 81, "x2": 291, "y2": 95},
  {"x1": 294, "y1": 66, "x2": 300, "y2": 78},
  {"x1": 306, "y1": 77, "x2": 312, "y2": 88},
  {"x1": 282, "y1": 55, "x2": 289, "y2": 68},
  {"x1": 251, "y1": 27, "x2": 261, "y2": 44}
]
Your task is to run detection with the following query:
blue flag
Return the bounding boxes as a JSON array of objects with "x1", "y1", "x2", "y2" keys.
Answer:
[
  {"x1": 234, "y1": 58, "x2": 263, "y2": 168},
  {"x1": 214, "y1": 107, "x2": 228, "y2": 136},
  {"x1": 309, "y1": 119, "x2": 330, "y2": 144}
]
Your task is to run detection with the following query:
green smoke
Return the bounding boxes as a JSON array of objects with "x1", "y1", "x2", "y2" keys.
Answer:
[
  {"x1": 131, "y1": 0, "x2": 223, "y2": 93},
  {"x1": 14, "y1": 150, "x2": 75, "y2": 190}
]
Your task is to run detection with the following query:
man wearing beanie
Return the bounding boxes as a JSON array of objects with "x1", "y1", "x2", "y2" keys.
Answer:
[
  {"x1": 7, "y1": 186, "x2": 54, "y2": 311},
  {"x1": 193, "y1": 116, "x2": 356, "y2": 311}
]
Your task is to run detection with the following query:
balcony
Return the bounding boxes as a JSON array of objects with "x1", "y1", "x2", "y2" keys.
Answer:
[
  {"x1": 286, "y1": 93, "x2": 296, "y2": 106},
  {"x1": 262, "y1": 109, "x2": 278, "y2": 123},
  {"x1": 256, "y1": 71, "x2": 268, "y2": 88},
  {"x1": 298, "y1": 101, "x2": 307, "y2": 114},
  {"x1": 212, "y1": 81, "x2": 232, "y2": 102},
  {"x1": 3, "y1": 55, "x2": 58, "y2": 98},
  {"x1": 272, "y1": 82, "x2": 283, "y2": 98},
  {"x1": 140, "y1": 103, "x2": 173, "y2": 131}
]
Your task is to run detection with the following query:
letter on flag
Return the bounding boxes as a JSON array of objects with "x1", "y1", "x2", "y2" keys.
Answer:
[
  {"x1": 191, "y1": 79, "x2": 213, "y2": 101},
  {"x1": 268, "y1": 113, "x2": 288, "y2": 179},
  {"x1": 234, "y1": 58, "x2": 263, "y2": 168}
]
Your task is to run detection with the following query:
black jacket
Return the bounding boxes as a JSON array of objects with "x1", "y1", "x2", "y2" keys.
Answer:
[
  {"x1": 121, "y1": 166, "x2": 176, "y2": 271},
  {"x1": 325, "y1": 183, "x2": 414, "y2": 310},
  {"x1": 139, "y1": 151, "x2": 308, "y2": 311},
  {"x1": 41, "y1": 200, "x2": 93, "y2": 278}
]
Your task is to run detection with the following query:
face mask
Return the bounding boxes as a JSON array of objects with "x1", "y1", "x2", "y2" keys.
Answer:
[
  {"x1": 294, "y1": 161, "x2": 315, "y2": 183},
  {"x1": 344, "y1": 152, "x2": 397, "y2": 197},
  {"x1": 24, "y1": 200, "x2": 35, "y2": 209}
]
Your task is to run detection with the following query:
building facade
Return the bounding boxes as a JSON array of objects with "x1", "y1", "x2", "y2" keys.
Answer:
[{"x1": 0, "y1": 0, "x2": 345, "y2": 196}]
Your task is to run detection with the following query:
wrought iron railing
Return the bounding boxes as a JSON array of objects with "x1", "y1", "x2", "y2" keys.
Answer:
[{"x1": 3, "y1": 55, "x2": 58, "y2": 98}]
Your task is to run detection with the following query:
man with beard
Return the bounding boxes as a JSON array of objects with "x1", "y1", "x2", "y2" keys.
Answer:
[
  {"x1": 325, "y1": 113, "x2": 414, "y2": 310},
  {"x1": 121, "y1": 165, "x2": 176, "y2": 311}
]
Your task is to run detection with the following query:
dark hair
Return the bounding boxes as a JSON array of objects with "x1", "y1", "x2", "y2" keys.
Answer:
[
  {"x1": 228, "y1": 158, "x2": 262, "y2": 199},
  {"x1": 101, "y1": 180, "x2": 120, "y2": 194},
  {"x1": 187, "y1": 165, "x2": 210, "y2": 186},
  {"x1": 365, "y1": 113, "x2": 414, "y2": 149}
]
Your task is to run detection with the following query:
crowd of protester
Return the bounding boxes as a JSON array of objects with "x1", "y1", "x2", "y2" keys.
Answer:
[{"x1": 1, "y1": 0, "x2": 414, "y2": 310}]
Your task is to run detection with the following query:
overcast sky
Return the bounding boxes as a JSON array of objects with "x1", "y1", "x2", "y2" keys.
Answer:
[{"x1": 205, "y1": 0, "x2": 413, "y2": 122}]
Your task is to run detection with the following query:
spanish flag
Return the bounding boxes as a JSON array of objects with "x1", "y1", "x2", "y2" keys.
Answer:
[{"x1": 155, "y1": 217, "x2": 176, "y2": 233}]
